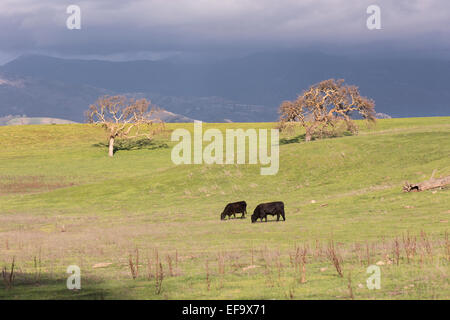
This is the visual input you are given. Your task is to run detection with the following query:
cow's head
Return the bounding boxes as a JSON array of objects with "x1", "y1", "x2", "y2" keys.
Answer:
[
  {"x1": 251, "y1": 207, "x2": 260, "y2": 223},
  {"x1": 220, "y1": 211, "x2": 226, "y2": 220}
]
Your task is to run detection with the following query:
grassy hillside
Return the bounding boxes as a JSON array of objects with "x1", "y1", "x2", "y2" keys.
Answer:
[{"x1": 0, "y1": 118, "x2": 449, "y2": 299}]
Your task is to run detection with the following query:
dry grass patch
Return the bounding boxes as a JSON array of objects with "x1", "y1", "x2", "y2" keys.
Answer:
[{"x1": 0, "y1": 175, "x2": 76, "y2": 195}]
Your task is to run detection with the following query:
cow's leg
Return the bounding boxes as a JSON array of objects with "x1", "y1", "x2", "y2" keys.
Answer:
[
  {"x1": 277, "y1": 214, "x2": 280, "y2": 221},
  {"x1": 265, "y1": 215, "x2": 268, "y2": 222}
]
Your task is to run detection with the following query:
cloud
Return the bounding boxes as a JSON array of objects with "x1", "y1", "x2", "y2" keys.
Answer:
[{"x1": 0, "y1": 0, "x2": 449, "y2": 58}]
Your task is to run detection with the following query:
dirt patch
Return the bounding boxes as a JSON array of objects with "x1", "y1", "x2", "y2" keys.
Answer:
[{"x1": 0, "y1": 175, "x2": 76, "y2": 195}]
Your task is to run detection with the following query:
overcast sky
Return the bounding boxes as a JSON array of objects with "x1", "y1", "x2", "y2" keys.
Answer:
[{"x1": 1, "y1": 0, "x2": 449, "y2": 64}]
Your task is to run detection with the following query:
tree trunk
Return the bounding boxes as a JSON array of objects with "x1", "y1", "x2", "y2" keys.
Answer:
[
  {"x1": 305, "y1": 133, "x2": 312, "y2": 142},
  {"x1": 403, "y1": 175, "x2": 450, "y2": 192},
  {"x1": 305, "y1": 126, "x2": 313, "y2": 142},
  {"x1": 108, "y1": 137, "x2": 115, "y2": 157},
  {"x1": 305, "y1": 123, "x2": 316, "y2": 142}
]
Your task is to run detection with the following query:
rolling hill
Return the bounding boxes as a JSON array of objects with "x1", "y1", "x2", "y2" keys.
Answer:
[{"x1": 0, "y1": 118, "x2": 448, "y2": 299}]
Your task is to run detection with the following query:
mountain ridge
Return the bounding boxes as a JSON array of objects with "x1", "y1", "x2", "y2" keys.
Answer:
[{"x1": 1, "y1": 52, "x2": 449, "y2": 122}]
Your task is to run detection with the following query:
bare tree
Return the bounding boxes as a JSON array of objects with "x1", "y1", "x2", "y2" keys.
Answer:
[
  {"x1": 86, "y1": 95, "x2": 164, "y2": 157},
  {"x1": 279, "y1": 79, "x2": 376, "y2": 141}
]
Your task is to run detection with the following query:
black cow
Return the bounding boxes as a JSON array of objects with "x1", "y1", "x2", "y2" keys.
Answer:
[
  {"x1": 220, "y1": 201, "x2": 247, "y2": 220},
  {"x1": 251, "y1": 202, "x2": 285, "y2": 223}
]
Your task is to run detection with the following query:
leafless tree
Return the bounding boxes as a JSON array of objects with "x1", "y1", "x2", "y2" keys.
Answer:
[
  {"x1": 279, "y1": 79, "x2": 376, "y2": 141},
  {"x1": 86, "y1": 95, "x2": 164, "y2": 157}
]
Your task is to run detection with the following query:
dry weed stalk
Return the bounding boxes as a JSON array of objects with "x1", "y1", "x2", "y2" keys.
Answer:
[
  {"x1": 205, "y1": 260, "x2": 210, "y2": 291},
  {"x1": 365, "y1": 241, "x2": 371, "y2": 266},
  {"x1": 166, "y1": 254, "x2": 174, "y2": 277},
  {"x1": 327, "y1": 240, "x2": 343, "y2": 277},
  {"x1": 381, "y1": 237, "x2": 390, "y2": 259},
  {"x1": 263, "y1": 250, "x2": 274, "y2": 287},
  {"x1": 347, "y1": 271, "x2": 354, "y2": 300},
  {"x1": 286, "y1": 287, "x2": 295, "y2": 299},
  {"x1": 2, "y1": 257, "x2": 15, "y2": 289},
  {"x1": 420, "y1": 231, "x2": 433, "y2": 260},
  {"x1": 251, "y1": 246, "x2": 254, "y2": 266},
  {"x1": 155, "y1": 262, "x2": 164, "y2": 295},
  {"x1": 275, "y1": 251, "x2": 283, "y2": 283},
  {"x1": 154, "y1": 248, "x2": 159, "y2": 266},
  {"x1": 128, "y1": 255, "x2": 137, "y2": 280},
  {"x1": 34, "y1": 249, "x2": 41, "y2": 284},
  {"x1": 217, "y1": 251, "x2": 226, "y2": 289},
  {"x1": 314, "y1": 240, "x2": 323, "y2": 258},
  {"x1": 217, "y1": 252, "x2": 225, "y2": 275},
  {"x1": 128, "y1": 248, "x2": 139, "y2": 280},
  {"x1": 135, "y1": 248, "x2": 139, "y2": 277},
  {"x1": 393, "y1": 237, "x2": 401, "y2": 266},
  {"x1": 445, "y1": 231, "x2": 450, "y2": 261},
  {"x1": 293, "y1": 244, "x2": 308, "y2": 284},
  {"x1": 419, "y1": 248, "x2": 425, "y2": 266},
  {"x1": 402, "y1": 232, "x2": 417, "y2": 264},
  {"x1": 354, "y1": 243, "x2": 363, "y2": 266},
  {"x1": 146, "y1": 257, "x2": 153, "y2": 280}
]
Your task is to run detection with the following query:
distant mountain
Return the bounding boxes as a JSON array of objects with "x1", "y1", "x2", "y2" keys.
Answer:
[
  {"x1": 146, "y1": 93, "x2": 271, "y2": 123},
  {"x1": 0, "y1": 70, "x2": 273, "y2": 123},
  {"x1": 151, "y1": 110, "x2": 195, "y2": 123},
  {"x1": 1, "y1": 52, "x2": 449, "y2": 122},
  {"x1": 0, "y1": 73, "x2": 205, "y2": 123},
  {"x1": 0, "y1": 72, "x2": 111, "y2": 121}
]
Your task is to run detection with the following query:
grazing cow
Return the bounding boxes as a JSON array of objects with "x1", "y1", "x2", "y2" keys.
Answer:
[
  {"x1": 251, "y1": 202, "x2": 285, "y2": 223},
  {"x1": 220, "y1": 201, "x2": 247, "y2": 220}
]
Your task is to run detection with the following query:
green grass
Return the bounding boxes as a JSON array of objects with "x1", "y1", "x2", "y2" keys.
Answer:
[{"x1": 0, "y1": 117, "x2": 449, "y2": 299}]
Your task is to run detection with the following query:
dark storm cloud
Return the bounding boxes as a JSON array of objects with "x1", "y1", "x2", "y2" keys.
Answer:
[{"x1": 0, "y1": 0, "x2": 449, "y2": 60}]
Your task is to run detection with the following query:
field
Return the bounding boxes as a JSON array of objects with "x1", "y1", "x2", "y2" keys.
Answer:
[{"x1": 0, "y1": 117, "x2": 449, "y2": 299}]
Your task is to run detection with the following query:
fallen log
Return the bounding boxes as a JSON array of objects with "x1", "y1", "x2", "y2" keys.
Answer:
[{"x1": 403, "y1": 175, "x2": 450, "y2": 192}]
